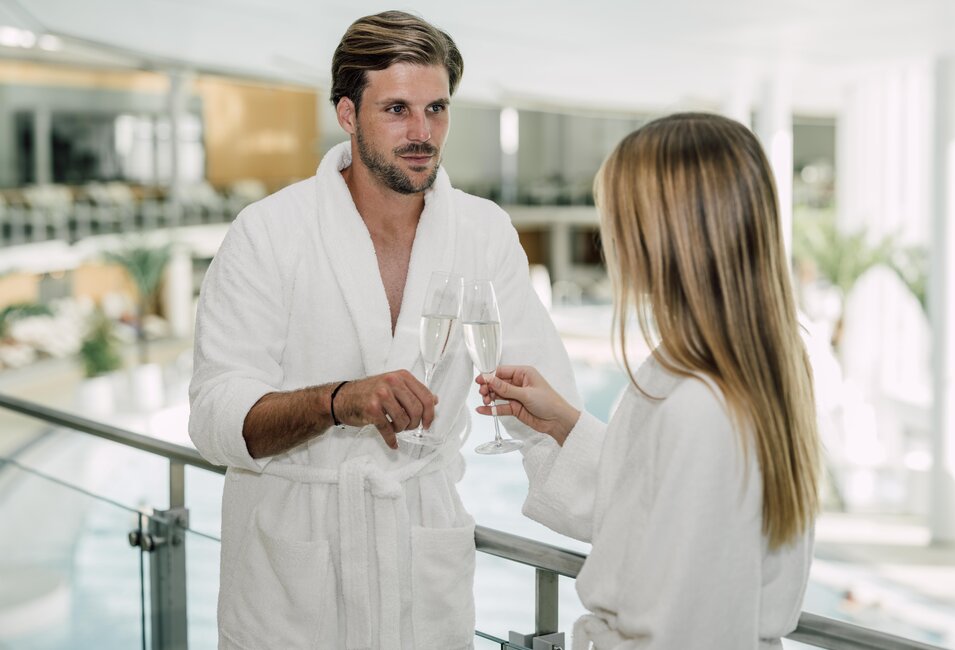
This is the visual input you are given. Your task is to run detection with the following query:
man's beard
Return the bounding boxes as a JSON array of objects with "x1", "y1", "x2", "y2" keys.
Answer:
[{"x1": 356, "y1": 125, "x2": 440, "y2": 195}]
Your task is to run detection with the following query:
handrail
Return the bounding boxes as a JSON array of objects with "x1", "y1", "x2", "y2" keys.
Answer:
[
  {"x1": 0, "y1": 392, "x2": 222, "y2": 474},
  {"x1": 791, "y1": 613, "x2": 946, "y2": 650},
  {"x1": 475, "y1": 525, "x2": 586, "y2": 578},
  {"x1": 0, "y1": 392, "x2": 947, "y2": 650}
]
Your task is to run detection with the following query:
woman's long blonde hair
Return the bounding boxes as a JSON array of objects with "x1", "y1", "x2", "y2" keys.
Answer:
[{"x1": 595, "y1": 112, "x2": 820, "y2": 549}]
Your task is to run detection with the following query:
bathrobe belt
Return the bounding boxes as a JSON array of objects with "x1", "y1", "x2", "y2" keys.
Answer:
[{"x1": 261, "y1": 441, "x2": 459, "y2": 650}]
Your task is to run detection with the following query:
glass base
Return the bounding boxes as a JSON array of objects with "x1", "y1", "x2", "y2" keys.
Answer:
[
  {"x1": 396, "y1": 429, "x2": 444, "y2": 447},
  {"x1": 474, "y1": 438, "x2": 524, "y2": 455}
]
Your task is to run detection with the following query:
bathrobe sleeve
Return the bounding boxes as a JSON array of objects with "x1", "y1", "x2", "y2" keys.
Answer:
[
  {"x1": 605, "y1": 381, "x2": 763, "y2": 649},
  {"x1": 188, "y1": 205, "x2": 294, "y2": 471},
  {"x1": 521, "y1": 411, "x2": 606, "y2": 542}
]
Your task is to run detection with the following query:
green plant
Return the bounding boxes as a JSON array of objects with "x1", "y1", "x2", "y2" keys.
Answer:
[
  {"x1": 103, "y1": 242, "x2": 173, "y2": 364},
  {"x1": 792, "y1": 211, "x2": 897, "y2": 349},
  {"x1": 0, "y1": 303, "x2": 53, "y2": 339},
  {"x1": 889, "y1": 245, "x2": 928, "y2": 315},
  {"x1": 79, "y1": 311, "x2": 122, "y2": 377}
]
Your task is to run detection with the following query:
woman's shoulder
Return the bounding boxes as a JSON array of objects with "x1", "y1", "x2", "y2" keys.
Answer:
[
  {"x1": 634, "y1": 356, "x2": 731, "y2": 423},
  {"x1": 650, "y1": 370, "x2": 739, "y2": 453}
]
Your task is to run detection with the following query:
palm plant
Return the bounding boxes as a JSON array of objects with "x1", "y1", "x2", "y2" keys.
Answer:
[
  {"x1": 792, "y1": 212, "x2": 896, "y2": 350},
  {"x1": 888, "y1": 245, "x2": 928, "y2": 316},
  {"x1": 0, "y1": 303, "x2": 53, "y2": 339},
  {"x1": 79, "y1": 309, "x2": 123, "y2": 377},
  {"x1": 103, "y1": 243, "x2": 173, "y2": 365}
]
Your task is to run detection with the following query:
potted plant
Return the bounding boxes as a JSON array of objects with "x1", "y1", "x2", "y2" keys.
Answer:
[
  {"x1": 76, "y1": 310, "x2": 122, "y2": 415},
  {"x1": 792, "y1": 212, "x2": 897, "y2": 351},
  {"x1": 103, "y1": 242, "x2": 173, "y2": 412},
  {"x1": 0, "y1": 303, "x2": 52, "y2": 370},
  {"x1": 103, "y1": 243, "x2": 173, "y2": 365}
]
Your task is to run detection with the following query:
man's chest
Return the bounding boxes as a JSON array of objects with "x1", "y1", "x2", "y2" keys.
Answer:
[{"x1": 371, "y1": 236, "x2": 414, "y2": 330}]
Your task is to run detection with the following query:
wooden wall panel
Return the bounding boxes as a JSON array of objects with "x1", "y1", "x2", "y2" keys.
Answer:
[
  {"x1": 72, "y1": 264, "x2": 136, "y2": 304},
  {"x1": 0, "y1": 60, "x2": 167, "y2": 91},
  {"x1": 0, "y1": 273, "x2": 40, "y2": 308},
  {"x1": 194, "y1": 76, "x2": 320, "y2": 193}
]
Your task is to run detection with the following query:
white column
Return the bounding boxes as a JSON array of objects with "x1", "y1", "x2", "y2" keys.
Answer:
[
  {"x1": 34, "y1": 107, "x2": 52, "y2": 185},
  {"x1": 499, "y1": 107, "x2": 519, "y2": 205},
  {"x1": 166, "y1": 70, "x2": 192, "y2": 204},
  {"x1": 723, "y1": 61, "x2": 757, "y2": 128},
  {"x1": 162, "y1": 246, "x2": 194, "y2": 339},
  {"x1": 930, "y1": 57, "x2": 955, "y2": 544},
  {"x1": 755, "y1": 71, "x2": 793, "y2": 256},
  {"x1": 835, "y1": 63, "x2": 935, "y2": 514}
]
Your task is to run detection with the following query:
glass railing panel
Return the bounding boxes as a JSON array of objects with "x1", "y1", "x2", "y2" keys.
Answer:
[
  {"x1": 4, "y1": 425, "x2": 170, "y2": 511},
  {"x1": 474, "y1": 553, "x2": 536, "y2": 636},
  {"x1": 801, "y1": 558, "x2": 951, "y2": 647},
  {"x1": 0, "y1": 457, "x2": 146, "y2": 649},
  {"x1": 473, "y1": 631, "x2": 533, "y2": 649},
  {"x1": 461, "y1": 388, "x2": 592, "y2": 642},
  {"x1": 184, "y1": 526, "x2": 220, "y2": 649},
  {"x1": 184, "y1": 464, "x2": 225, "y2": 539}
]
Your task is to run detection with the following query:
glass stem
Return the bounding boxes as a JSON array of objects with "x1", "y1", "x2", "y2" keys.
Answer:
[
  {"x1": 417, "y1": 364, "x2": 435, "y2": 436},
  {"x1": 491, "y1": 406, "x2": 504, "y2": 445},
  {"x1": 488, "y1": 373, "x2": 504, "y2": 445}
]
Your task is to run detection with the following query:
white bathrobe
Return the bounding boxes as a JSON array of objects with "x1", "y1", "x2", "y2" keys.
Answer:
[
  {"x1": 188, "y1": 142, "x2": 579, "y2": 650},
  {"x1": 522, "y1": 354, "x2": 813, "y2": 650}
]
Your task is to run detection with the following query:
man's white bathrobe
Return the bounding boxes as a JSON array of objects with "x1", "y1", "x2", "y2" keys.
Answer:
[
  {"x1": 188, "y1": 142, "x2": 578, "y2": 650},
  {"x1": 522, "y1": 354, "x2": 813, "y2": 650}
]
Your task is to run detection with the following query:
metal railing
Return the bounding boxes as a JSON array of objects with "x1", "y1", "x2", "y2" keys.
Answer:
[{"x1": 0, "y1": 392, "x2": 947, "y2": 650}]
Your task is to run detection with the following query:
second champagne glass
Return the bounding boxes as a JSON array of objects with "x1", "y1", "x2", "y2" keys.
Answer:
[
  {"x1": 397, "y1": 271, "x2": 463, "y2": 446},
  {"x1": 462, "y1": 280, "x2": 523, "y2": 454}
]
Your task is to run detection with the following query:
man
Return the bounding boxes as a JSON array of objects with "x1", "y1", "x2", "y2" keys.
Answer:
[{"x1": 189, "y1": 10, "x2": 579, "y2": 650}]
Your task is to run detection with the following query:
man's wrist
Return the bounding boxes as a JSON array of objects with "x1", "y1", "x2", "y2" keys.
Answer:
[{"x1": 328, "y1": 381, "x2": 346, "y2": 426}]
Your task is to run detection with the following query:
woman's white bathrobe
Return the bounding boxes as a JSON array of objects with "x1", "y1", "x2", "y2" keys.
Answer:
[
  {"x1": 188, "y1": 142, "x2": 579, "y2": 650},
  {"x1": 522, "y1": 355, "x2": 813, "y2": 650}
]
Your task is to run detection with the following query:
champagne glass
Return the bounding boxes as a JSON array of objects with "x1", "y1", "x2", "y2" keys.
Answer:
[
  {"x1": 397, "y1": 271, "x2": 463, "y2": 446},
  {"x1": 462, "y1": 280, "x2": 523, "y2": 454}
]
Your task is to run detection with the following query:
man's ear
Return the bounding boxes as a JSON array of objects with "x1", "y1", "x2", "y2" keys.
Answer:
[{"x1": 337, "y1": 97, "x2": 357, "y2": 135}]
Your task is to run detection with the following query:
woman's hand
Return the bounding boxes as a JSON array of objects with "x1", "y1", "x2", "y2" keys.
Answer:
[{"x1": 476, "y1": 366, "x2": 580, "y2": 446}]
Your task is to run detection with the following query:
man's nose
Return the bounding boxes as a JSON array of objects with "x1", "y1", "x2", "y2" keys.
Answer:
[{"x1": 407, "y1": 111, "x2": 431, "y2": 143}]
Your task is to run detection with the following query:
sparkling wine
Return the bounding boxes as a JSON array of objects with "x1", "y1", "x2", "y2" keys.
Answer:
[
  {"x1": 463, "y1": 321, "x2": 502, "y2": 375},
  {"x1": 419, "y1": 314, "x2": 456, "y2": 366}
]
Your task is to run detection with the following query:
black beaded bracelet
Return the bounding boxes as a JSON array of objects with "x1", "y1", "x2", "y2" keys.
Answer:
[{"x1": 330, "y1": 380, "x2": 349, "y2": 427}]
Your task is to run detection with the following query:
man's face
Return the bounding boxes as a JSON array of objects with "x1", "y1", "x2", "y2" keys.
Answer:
[{"x1": 346, "y1": 62, "x2": 451, "y2": 195}]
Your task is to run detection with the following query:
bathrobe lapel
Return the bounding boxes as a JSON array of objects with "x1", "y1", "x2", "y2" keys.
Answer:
[{"x1": 316, "y1": 142, "x2": 459, "y2": 379}]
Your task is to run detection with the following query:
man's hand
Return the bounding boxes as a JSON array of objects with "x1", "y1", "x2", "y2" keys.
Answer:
[{"x1": 334, "y1": 370, "x2": 438, "y2": 449}]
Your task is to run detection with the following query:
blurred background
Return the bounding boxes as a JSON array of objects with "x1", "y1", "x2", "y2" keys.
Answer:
[{"x1": 0, "y1": 1, "x2": 953, "y2": 648}]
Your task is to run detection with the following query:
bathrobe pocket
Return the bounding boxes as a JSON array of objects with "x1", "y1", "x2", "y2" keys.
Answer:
[
  {"x1": 410, "y1": 521, "x2": 476, "y2": 649},
  {"x1": 220, "y1": 508, "x2": 334, "y2": 649}
]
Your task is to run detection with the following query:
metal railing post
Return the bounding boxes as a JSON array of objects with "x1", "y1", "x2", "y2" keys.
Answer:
[
  {"x1": 148, "y1": 507, "x2": 189, "y2": 650},
  {"x1": 535, "y1": 568, "x2": 558, "y2": 635},
  {"x1": 507, "y1": 567, "x2": 564, "y2": 649},
  {"x1": 170, "y1": 459, "x2": 185, "y2": 509}
]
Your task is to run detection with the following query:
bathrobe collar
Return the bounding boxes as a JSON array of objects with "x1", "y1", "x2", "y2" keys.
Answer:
[{"x1": 316, "y1": 141, "x2": 459, "y2": 379}]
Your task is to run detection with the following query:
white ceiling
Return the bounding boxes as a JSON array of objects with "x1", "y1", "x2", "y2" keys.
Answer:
[{"x1": 3, "y1": 0, "x2": 955, "y2": 114}]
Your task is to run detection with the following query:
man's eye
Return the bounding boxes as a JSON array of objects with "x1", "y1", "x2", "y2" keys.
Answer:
[
  {"x1": 387, "y1": 105, "x2": 405, "y2": 114},
  {"x1": 429, "y1": 104, "x2": 446, "y2": 113}
]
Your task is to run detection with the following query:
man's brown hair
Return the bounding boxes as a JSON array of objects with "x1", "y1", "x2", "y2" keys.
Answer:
[{"x1": 330, "y1": 10, "x2": 464, "y2": 110}]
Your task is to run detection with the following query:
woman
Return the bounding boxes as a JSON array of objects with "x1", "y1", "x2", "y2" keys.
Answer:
[{"x1": 478, "y1": 113, "x2": 821, "y2": 649}]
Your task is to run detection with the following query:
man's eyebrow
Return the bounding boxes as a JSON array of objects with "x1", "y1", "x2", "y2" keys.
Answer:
[{"x1": 374, "y1": 97, "x2": 450, "y2": 106}]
